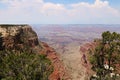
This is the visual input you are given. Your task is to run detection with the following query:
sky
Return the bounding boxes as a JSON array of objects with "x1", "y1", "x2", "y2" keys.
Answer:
[{"x1": 0, "y1": 0, "x2": 120, "y2": 24}]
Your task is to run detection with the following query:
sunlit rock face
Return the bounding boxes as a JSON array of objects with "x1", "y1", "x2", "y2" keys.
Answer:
[{"x1": 0, "y1": 25, "x2": 40, "y2": 51}]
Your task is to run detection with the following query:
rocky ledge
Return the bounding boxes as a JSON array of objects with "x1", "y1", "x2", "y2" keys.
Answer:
[{"x1": 0, "y1": 25, "x2": 40, "y2": 51}]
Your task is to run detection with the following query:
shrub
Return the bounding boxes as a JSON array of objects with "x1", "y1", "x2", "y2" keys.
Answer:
[{"x1": 0, "y1": 50, "x2": 53, "y2": 80}]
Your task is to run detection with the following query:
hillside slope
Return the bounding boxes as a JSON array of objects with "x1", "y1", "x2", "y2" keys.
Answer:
[{"x1": 0, "y1": 25, "x2": 68, "y2": 80}]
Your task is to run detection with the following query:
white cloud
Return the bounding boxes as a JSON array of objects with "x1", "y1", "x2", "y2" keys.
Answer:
[
  {"x1": 0, "y1": 0, "x2": 120, "y2": 24},
  {"x1": 70, "y1": 0, "x2": 119, "y2": 17}
]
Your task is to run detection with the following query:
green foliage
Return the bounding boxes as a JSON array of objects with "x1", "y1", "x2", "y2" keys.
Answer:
[
  {"x1": 0, "y1": 50, "x2": 53, "y2": 80},
  {"x1": 102, "y1": 31, "x2": 111, "y2": 44},
  {"x1": 90, "y1": 31, "x2": 120, "y2": 80},
  {"x1": 89, "y1": 55, "x2": 97, "y2": 65}
]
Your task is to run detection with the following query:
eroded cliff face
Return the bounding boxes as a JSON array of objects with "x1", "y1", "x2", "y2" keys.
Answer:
[
  {"x1": 42, "y1": 42, "x2": 70, "y2": 80},
  {"x1": 0, "y1": 25, "x2": 67, "y2": 80},
  {"x1": 0, "y1": 25, "x2": 40, "y2": 51},
  {"x1": 79, "y1": 42, "x2": 97, "y2": 80}
]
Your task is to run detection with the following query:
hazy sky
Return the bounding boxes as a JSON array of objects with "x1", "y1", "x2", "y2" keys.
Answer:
[{"x1": 0, "y1": 0, "x2": 120, "y2": 24}]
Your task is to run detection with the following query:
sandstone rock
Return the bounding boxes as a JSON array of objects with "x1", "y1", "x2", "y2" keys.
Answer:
[{"x1": 0, "y1": 25, "x2": 40, "y2": 51}]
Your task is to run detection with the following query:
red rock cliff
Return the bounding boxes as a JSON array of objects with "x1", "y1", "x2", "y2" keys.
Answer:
[{"x1": 42, "y1": 42, "x2": 69, "y2": 80}]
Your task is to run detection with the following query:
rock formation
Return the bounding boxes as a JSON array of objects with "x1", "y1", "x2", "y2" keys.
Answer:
[
  {"x1": 42, "y1": 42, "x2": 70, "y2": 80},
  {"x1": 0, "y1": 25, "x2": 40, "y2": 51},
  {"x1": 0, "y1": 25, "x2": 67, "y2": 80},
  {"x1": 80, "y1": 42, "x2": 97, "y2": 79}
]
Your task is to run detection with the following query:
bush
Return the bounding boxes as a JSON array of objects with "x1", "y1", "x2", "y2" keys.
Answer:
[{"x1": 0, "y1": 50, "x2": 53, "y2": 80}]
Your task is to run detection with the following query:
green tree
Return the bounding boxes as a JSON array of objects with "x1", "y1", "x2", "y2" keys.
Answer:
[{"x1": 90, "y1": 31, "x2": 120, "y2": 80}]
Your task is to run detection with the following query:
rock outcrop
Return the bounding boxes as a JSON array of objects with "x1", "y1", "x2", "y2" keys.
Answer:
[
  {"x1": 80, "y1": 42, "x2": 97, "y2": 79},
  {"x1": 0, "y1": 25, "x2": 67, "y2": 80},
  {"x1": 0, "y1": 25, "x2": 40, "y2": 51},
  {"x1": 42, "y1": 42, "x2": 69, "y2": 80}
]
